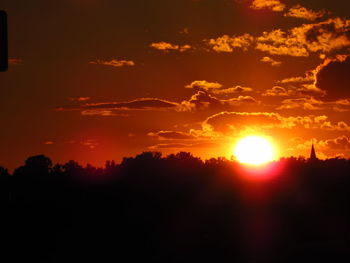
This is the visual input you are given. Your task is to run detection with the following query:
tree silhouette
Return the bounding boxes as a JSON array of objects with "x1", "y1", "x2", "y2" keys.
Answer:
[{"x1": 2, "y1": 153, "x2": 350, "y2": 262}]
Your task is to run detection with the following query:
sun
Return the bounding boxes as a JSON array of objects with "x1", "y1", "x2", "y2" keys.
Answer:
[{"x1": 233, "y1": 135, "x2": 276, "y2": 166}]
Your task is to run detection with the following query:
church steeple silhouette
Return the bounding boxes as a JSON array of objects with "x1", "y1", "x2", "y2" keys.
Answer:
[{"x1": 309, "y1": 142, "x2": 317, "y2": 160}]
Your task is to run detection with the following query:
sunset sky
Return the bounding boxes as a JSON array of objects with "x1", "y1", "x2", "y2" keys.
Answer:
[{"x1": 1, "y1": 0, "x2": 350, "y2": 169}]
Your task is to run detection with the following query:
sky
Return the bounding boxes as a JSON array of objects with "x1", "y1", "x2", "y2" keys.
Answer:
[{"x1": 1, "y1": 0, "x2": 350, "y2": 169}]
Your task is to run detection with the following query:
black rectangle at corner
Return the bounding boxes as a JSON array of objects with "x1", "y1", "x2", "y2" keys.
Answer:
[{"x1": 0, "y1": 10, "x2": 8, "y2": 72}]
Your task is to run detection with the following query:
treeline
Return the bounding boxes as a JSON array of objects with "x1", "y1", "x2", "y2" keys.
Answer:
[{"x1": 2, "y1": 152, "x2": 350, "y2": 262}]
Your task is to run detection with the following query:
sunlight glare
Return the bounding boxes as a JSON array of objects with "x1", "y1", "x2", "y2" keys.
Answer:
[{"x1": 234, "y1": 135, "x2": 275, "y2": 166}]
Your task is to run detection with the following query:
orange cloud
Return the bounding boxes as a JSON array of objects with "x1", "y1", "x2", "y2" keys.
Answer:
[
  {"x1": 263, "y1": 84, "x2": 325, "y2": 98},
  {"x1": 297, "y1": 136, "x2": 350, "y2": 153},
  {"x1": 211, "y1": 86, "x2": 253, "y2": 95},
  {"x1": 178, "y1": 91, "x2": 259, "y2": 112},
  {"x1": 80, "y1": 110, "x2": 127, "y2": 117},
  {"x1": 256, "y1": 18, "x2": 350, "y2": 56},
  {"x1": 68, "y1": 97, "x2": 91, "y2": 102},
  {"x1": 277, "y1": 97, "x2": 325, "y2": 110},
  {"x1": 278, "y1": 74, "x2": 314, "y2": 84},
  {"x1": 324, "y1": 136, "x2": 350, "y2": 150},
  {"x1": 256, "y1": 29, "x2": 309, "y2": 57},
  {"x1": 260, "y1": 56, "x2": 282, "y2": 66},
  {"x1": 250, "y1": 0, "x2": 285, "y2": 12},
  {"x1": 185, "y1": 80, "x2": 222, "y2": 91},
  {"x1": 284, "y1": 5, "x2": 327, "y2": 21},
  {"x1": 199, "y1": 112, "x2": 350, "y2": 136},
  {"x1": 150, "y1": 42, "x2": 191, "y2": 52},
  {"x1": 262, "y1": 86, "x2": 292, "y2": 97},
  {"x1": 207, "y1": 34, "x2": 253, "y2": 52},
  {"x1": 90, "y1": 59, "x2": 135, "y2": 67}
]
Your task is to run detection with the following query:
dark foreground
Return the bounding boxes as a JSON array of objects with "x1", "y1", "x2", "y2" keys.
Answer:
[{"x1": 1, "y1": 152, "x2": 350, "y2": 262}]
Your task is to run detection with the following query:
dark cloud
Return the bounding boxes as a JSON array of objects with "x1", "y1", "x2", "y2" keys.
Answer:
[
  {"x1": 315, "y1": 55, "x2": 350, "y2": 100},
  {"x1": 89, "y1": 59, "x2": 135, "y2": 67},
  {"x1": 148, "y1": 131, "x2": 195, "y2": 140},
  {"x1": 58, "y1": 98, "x2": 179, "y2": 112}
]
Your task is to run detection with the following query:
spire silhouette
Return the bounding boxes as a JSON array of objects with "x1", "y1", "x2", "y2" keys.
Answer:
[{"x1": 310, "y1": 142, "x2": 317, "y2": 160}]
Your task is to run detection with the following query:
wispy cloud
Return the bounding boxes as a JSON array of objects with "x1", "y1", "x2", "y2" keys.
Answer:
[
  {"x1": 148, "y1": 131, "x2": 196, "y2": 140},
  {"x1": 57, "y1": 98, "x2": 179, "y2": 113},
  {"x1": 68, "y1": 97, "x2": 91, "y2": 102},
  {"x1": 90, "y1": 59, "x2": 135, "y2": 67}
]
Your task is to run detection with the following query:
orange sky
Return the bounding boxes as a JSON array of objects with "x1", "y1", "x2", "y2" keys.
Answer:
[{"x1": 1, "y1": 0, "x2": 350, "y2": 170}]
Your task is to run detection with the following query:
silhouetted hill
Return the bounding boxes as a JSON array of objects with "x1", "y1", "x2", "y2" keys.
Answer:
[{"x1": 2, "y1": 152, "x2": 350, "y2": 262}]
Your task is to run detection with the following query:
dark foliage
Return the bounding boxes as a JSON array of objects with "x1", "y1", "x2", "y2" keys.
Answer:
[{"x1": 2, "y1": 153, "x2": 350, "y2": 262}]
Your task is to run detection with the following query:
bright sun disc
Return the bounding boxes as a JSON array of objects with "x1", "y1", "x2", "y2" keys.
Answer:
[{"x1": 234, "y1": 135, "x2": 275, "y2": 166}]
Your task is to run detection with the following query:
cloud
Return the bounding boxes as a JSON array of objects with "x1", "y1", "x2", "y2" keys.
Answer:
[
  {"x1": 324, "y1": 136, "x2": 350, "y2": 150},
  {"x1": 297, "y1": 136, "x2": 350, "y2": 153},
  {"x1": 211, "y1": 86, "x2": 253, "y2": 95},
  {"x1": 150, "y1": 42, "x2": 191, "y2": 52},
  {"x1": 149, "y1": 142, "x2": 220, "y2": 150},
  {"x1": 256, "y1": 18, "x2": 350, "y2": 56},
  {"x1": 277, "y1": 97, "x2": 325, "y2": 110},
  {"x1": 224, "y1": 96, "x2": 259, "y2": 105},
  {"x1": 186, "y1": 81, "x2": 253, "y2": 95},
  {"x1": 198, "y1": 112, "x2": 350, "y2": 136},
  {"x1": 314, "y1": 55, "x2": 350, "y2": 100},
  {"x1": 203, "y1": 112, "x2": 284, "y2": 134},
  {"x1": 262, "y1": 86, "x2": 292, "y2": 97},
  {"x1": 89, "y1": 59, "x2": 135, "y2": 67},
  {"x1": 179, "y1": 91, "x2": 222, "y2": 111},
  {"x1": 303, "y1": 18, "x2": 350, "y2": 53},
  {"x1": 284, "y1": 5, "x2": 327, "y2": 21},
  {"x1": 250, "y1": 0, "x2": 285, "y2": 12},
  {"x1": 260, "y1": 56, "x2": 282, "y2": 66},
  {"x1": 263, "y1": 84, "x2": 325, "y2": 97},
  {"x1": 80, "y1": 139, "x2": 99, "y2": 149},
  {"x1": 44, "y1": 141, "x2": 54, "y2": 145},
  {"x1": 278, "y1": 74, "x2": 314, "y2": 84},
  {"x1": 256, "y1": 29, "x2": 309, "y2": 57},
  {"x1": 58, "y1": 98, "x2": 179, "y2": 112},
  {"x1": 178, "y1": 91, "x2": 259, "y2": 112},
  {"x1": 148, "y1": 131, "x2": 196, "y2": 140},
  {"x1": 68, "y1": 97, "x2": 91, "y2": 102},
  {"x1": 185, "y1": 80, "x2": 222, "y2": 91},
  {"x1": 207, "y1": 34, "x2": 254, "y2": 52},
  {"x1": 80, "y1": 110, "x2": 128, "y2": 117}
]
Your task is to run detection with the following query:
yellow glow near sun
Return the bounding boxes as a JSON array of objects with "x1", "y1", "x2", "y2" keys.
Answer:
[{"x1": 233, "y1": 135, "x2": 276, "y2": 166}]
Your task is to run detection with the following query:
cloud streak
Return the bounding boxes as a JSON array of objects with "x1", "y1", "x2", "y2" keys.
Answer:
[{"x1": 90, "y1": 59, "x2": 135, "y2": 67}]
